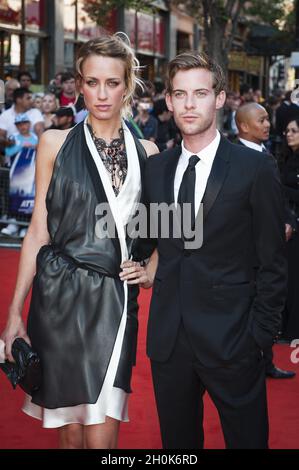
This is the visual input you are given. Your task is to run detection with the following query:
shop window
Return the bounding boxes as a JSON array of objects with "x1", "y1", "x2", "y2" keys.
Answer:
[
  {"x1": 0, "y1": 0, "x2": 22, "y2": 29},
  {"x1": 64, "y1": 42, "x2": 75, "y2": 71},
  {"x1": 64, "y1": 0, "x2": 76, "y2": 39},
  {"x1": 25, "y1": 35, "x2": 41, "y2": 82},
  {"x1": 25, "y1": 0, "x2": 44, "y2": 32},
  {"x1": 77, "y1": 0, "x2": 100, "y2": 42}
]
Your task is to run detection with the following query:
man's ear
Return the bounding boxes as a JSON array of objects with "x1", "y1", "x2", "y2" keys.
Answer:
[
  {"x1": 216, "y1": 90, "x2": 226, "y2": 110},
  {"x1": 165, "y1": 93, "x2": 174, "y2": 113},
  {"x1": 240, "y1": 122, "x2": 249, "y2": 134}
]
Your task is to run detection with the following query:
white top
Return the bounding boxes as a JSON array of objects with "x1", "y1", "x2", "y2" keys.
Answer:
[
  {"x1": 174, "y1": 130, "x2": 221, "y2": 215},
  {"x1": 239, "y1": 138, "x2": 266, "y2": 153},
  {"x1": 0, "y1": 105, "x2": 44, "y2": 136}
]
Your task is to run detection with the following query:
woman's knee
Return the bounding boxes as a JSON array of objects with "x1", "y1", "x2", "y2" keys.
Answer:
[
  {"x1": 84, "y1": 418, "x2": 120, "y2": 449},
  {"x1": 59, "y1": 424, "x2": 84, "y2": 449}
]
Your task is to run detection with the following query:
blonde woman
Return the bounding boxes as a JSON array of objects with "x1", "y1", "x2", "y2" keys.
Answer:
[
  {"x1": 41, "y1": 93, "x2": 58, "y2": 129},
  {"x1": 1, "y1": 34, "x2": 158, "y2": 449}
]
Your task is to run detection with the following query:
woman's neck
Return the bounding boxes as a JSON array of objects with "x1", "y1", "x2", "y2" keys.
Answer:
[{"x1": 88, "y1": 114, "x2": 122, "y2": 142}]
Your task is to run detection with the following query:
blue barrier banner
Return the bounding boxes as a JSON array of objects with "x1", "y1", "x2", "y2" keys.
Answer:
[{"x1": 9, "y1": 147, "x2": 36, "y2": 215}]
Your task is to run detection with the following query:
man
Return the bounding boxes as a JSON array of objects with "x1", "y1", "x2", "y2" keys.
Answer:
[
  {"x1": 58, "y1": 72, "x2": 76, "y2": 107},
  {"x1": 134, "y1": 91, "x2": 158, "y2": 142},
  {"x1": 125, "y1": 52, "x2": 287, "y2": 449},
  {"x1": 17, "y1": 71, "x2": 33, "y2": 90},
  {"x1": 0, "y1": 87, "x2": 44, "y2": 142},
  {"x1": 3, "y1": 79, "x2": 20, "y2": 110},
  {"x1": 235, "y1": 102, "x2": 295, "y2": 380},
  {"x1": 0, "y1": 88, "x2": 44, "y2": 237},
  {"x1": 49, "y1": 106, "x2": 75, "y2": 130}
]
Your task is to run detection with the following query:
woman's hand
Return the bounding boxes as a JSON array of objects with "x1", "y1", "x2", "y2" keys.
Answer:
[
  {"x1": 0, "y1": 307, "x2": 30, "y2": 362},
  {"x1": 119, "y1": 260, "x2": 153, "y2": 288}
]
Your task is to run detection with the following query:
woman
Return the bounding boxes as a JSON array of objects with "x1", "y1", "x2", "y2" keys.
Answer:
[
  {"x1": 41, "y1": 93, "x2": 58, "y2": 130},
  {"x1": 0, "y1": 35, "x2": 158, "y2": 449},
  {"x1": 280, "y1": 118, "x2": 299, "y2": 341}
]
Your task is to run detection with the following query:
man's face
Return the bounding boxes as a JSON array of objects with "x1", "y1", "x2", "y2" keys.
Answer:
[
  {"x1": 62, "y1": 78, "x2": 76, "y2": 95},
  {"x1": 138, "y1": 97, "x2": 153, "y2": 113},
  {"x1": 53, "y1": 115, "x2": 72, "y2": 129},
  {"x1": 19, "y1": 93, "x2": 33, "y2": 110},
  {"x1": 20, "y1": 75, "x2": 32, "y2": 89},
  {"x1": 166, "y1": 68, "x2": 226, "y2": 137},
  {"x1": 245, "y1": 107, "x2": 270, "y2": 143}
]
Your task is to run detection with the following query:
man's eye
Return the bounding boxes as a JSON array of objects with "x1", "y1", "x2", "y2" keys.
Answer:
[
  {"x1": 174, "y1": 92, "x2": 184, "y2": 98},
  {"x1": 196, "y1": 91, "x2": 206, "y2": 97}
]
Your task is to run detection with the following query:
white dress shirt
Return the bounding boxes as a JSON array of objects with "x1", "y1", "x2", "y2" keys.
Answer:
[
  {"x1": 239, "y1": 137, "x2": 266, "y2": 153},
  {"x1": 174, "y1": 130, "x2": 221, "y2": 215}
]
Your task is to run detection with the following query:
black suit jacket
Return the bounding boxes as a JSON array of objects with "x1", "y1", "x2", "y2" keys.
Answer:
[{"x1": 143, "y1": 135, "x2": 287, "y2": 366}]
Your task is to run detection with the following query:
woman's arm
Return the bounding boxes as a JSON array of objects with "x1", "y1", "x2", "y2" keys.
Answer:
[
  {"x1": 119, "y1": 138, "x2": 159, "y2": 287},
  {"x1": 1, "y1": 129, "x2": 70, "y2": 361}
]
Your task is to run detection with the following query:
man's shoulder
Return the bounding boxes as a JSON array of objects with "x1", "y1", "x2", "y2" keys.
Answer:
[
  {"x1": 147, "y1": 145, "x2": 180, "y2": 163},
  {"x1": 0, "y1": 106, "x2": 14, "y2": 121},
  {"x1": 228, "y1": 139, "x2": 265, "y2": 165},
  {"x1": 27, "y1": 107, "x2": 44, "y2": 121}
]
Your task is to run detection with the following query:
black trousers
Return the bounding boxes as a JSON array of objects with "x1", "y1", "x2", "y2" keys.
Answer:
[{"x1": 151, "y1": 324, "x2": 269, "y2": 449}]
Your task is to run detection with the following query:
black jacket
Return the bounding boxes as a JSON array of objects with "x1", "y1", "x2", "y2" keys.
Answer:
[{"x1": 143, "y1": 136, "x2": 287, "y2": 366}]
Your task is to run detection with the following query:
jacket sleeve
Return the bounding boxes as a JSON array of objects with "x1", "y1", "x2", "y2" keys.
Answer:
[{"x1": 249, "y1": 154, "x2": 287, "y2": 349}]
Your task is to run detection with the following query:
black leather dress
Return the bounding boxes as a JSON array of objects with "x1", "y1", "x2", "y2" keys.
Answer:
[{"x1": 27, "y1": 121, "x2": 147, "y2": 409}]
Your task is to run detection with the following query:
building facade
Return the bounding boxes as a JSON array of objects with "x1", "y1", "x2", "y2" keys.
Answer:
[{"x1": 0, "y1": 0, "x2": 199, "y2": 86}]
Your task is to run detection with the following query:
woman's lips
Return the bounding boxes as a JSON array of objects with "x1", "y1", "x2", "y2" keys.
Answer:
[{"x1": 95, "y1": 105, "x2": 111, "y2": 111}]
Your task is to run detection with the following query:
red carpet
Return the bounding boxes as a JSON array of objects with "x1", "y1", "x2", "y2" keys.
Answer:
[{"x1": 0, "y1": 248, "x2": 298, "y2": 449}]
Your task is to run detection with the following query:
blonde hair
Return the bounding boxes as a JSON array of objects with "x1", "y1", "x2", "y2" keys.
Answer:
[
  {"x1": 166, "y1": 51, "x2": 226, "y2": 96},
  {"x1": 76, "y1": 33, "x2": 143, "y2": 119}
]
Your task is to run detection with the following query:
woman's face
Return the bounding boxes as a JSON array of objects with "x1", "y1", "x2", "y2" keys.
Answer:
[
  {"x1": 33, "y1": 96, "x2": 43, "y2": 110},
  {"x1": 42, "y1": 94, "x2": 57, "y2": 114},
  {"x1": 80, "y1": 54, "x2": 127, "y2": 121},
  {"x1": 285, "y1": 120, "x2": 299, "y2": 151}
]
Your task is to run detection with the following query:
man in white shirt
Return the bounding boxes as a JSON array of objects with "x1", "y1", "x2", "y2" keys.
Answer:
[
  {"x1": 136, "y1": 52, "x2": 287, "y2": 449},
  {"x1": 235, "y1": 101, "x2": 295, "y2": 380},
  {"x1": 0, "y1": 87, "x2": 44, "y2": 145},
  {"x1": 0, "y1": 88, "x2": 43, "y2": 237}
]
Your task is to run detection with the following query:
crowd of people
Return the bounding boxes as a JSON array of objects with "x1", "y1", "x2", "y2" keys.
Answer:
[{"x1": 0, "y1": 37, "x2": 298, "y2": 449}]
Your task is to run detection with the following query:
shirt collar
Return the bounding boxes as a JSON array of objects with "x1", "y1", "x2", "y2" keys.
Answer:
[
  {"x1": 181, "y1": 130, "x2": 221, "y2": 165},
  {"x1": 239, "y1": 138, "x2": 264, "y2": 153}
]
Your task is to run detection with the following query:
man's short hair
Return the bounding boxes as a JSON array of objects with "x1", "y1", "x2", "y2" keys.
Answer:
[
  {"x1": 166, "y1": 51, "x2": 226, "y2": 96},
  {"x1": 13, "y1": 87, "x2": 32, "y2": 103},
  {"x1": 17, "y1": 71, "x2": 32, "y2": 82},
  {"x1": 61, "y1": 72, "x2": 75, "y2": 84}
]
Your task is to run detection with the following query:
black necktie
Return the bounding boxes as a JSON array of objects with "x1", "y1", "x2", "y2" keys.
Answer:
[{"x1": 177, "y1": 155, "x2": 200, "y2": 239}]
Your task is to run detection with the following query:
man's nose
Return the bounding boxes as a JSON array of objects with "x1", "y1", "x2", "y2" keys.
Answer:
[{"x1": 184, "y1": 94, "x2": 196, "y2": 109}]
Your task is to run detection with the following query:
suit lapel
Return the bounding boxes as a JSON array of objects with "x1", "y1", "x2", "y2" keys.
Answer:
[
  {"x1": 164, "y1": 145, "x2": 181, "y2": 204},
  {"x1": 200, "y1": 135, "x2": 231, "y2": 220},
  {"x1": 164, "y1": 146, "x2": 183, "y2": 247}
]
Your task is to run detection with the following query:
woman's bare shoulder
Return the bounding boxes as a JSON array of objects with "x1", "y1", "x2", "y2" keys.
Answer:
[
  {"x1": 139, "y1": 139, "x2": 159, "y2": 157},
  {"x1": 38, "y1": 128, "x2": 73, "y2": 163}
]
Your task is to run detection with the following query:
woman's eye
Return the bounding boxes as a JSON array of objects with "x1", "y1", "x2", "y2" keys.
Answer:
[{"x1": 108, "y1": 81, "x2": 119, "y2": 87}]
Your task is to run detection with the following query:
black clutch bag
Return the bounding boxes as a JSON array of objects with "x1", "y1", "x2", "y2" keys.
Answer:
[{"x1": 0, "y1": 338, "x2": 42, "y2": 395}]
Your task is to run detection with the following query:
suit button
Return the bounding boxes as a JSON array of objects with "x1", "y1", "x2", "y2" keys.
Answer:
[{"x1": 184, "y1": 250, "x2": 191, "y2": 257}]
